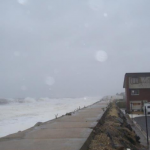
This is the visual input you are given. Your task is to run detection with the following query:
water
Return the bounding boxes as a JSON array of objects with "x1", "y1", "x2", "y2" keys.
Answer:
[{"x1": 0, "y1": 97, "x2": 101, "y2": 137}]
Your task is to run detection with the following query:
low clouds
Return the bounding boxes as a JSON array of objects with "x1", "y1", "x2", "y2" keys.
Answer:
[{"x1": 0, "y1": 0, "x2": 150, "y2": 98}]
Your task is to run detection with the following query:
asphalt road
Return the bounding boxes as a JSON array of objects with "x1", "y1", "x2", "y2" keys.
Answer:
[{"x1": 134, "y1": 116, "x2": 150, "y2": 136}]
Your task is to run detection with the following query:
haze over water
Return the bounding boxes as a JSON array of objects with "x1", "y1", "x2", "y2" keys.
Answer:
[
  {"x1": 0, "y1": 0, "x2": 149, "y2": 138},
  {"x1": 1, "y1": 0, "x2": 150, "y2": 98}
]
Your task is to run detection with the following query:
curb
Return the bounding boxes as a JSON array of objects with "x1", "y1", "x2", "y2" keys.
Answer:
[
  {"x1": 127, "y1": 114, "x2": 150, "y2": 143},
  {"x1": 133, "y1": 120, "x2": 150, "y2": 141}
]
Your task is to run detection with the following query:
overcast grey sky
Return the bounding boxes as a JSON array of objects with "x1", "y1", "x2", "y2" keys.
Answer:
[{"x1": 0, "y1": 0, "x2": 150, "y2": 98}]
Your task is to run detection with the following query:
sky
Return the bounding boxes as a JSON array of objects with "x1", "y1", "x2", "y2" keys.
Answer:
[{"x1": 0, "y1": 0, "x2": 150, "y2": 98}]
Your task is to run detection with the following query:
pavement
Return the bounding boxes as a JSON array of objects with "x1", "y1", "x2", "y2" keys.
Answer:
[
  {"x1": 126, "y1": 114, "x2": 148, "y2": 147},
  {"x1": 0, "y1": 100, "x2": 109, "y2": 150},
  {"x1": 134, "y1": 116, "x2": 150, "y2": 135}
]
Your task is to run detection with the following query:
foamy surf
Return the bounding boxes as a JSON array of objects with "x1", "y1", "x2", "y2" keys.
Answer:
[{"x1": 0, "y1": 97, "x2": 101, "y2": 137}]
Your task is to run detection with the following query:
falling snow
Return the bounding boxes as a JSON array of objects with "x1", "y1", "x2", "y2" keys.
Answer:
[
  {"x1": 21, "y1": 86, "x2": 27, "y2": 91},
  {"x1": 18, "y1": 0, "x2": 28, "y2": 5},
  {"x1": 95, "y1": 50, "x2": 108, "y2": 62},
  {"x1": 88, "y1": 0, "x2": 102, "y2": 11},
  {"x1": 14, "y1": 51, "x2": 20, "y2": 57},
  {"x1": 45, "y1": 76, "x2": 55, "y2": 86},
  {"x1": 103, "y1": 13, "x2": 108, "y2": 17}
]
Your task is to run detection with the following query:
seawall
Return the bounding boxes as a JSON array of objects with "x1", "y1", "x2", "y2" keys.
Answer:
[{"x1": 0, "y1": 99, "x2": 109, "y2": 150}]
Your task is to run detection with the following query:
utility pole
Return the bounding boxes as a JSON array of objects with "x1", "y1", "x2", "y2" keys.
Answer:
[
  {"x1": 131, "y1": 102, "x2": 134, "y2": 124},
  {"x1": 145, "y1": 106, "x2": 149, "y2": 148}
]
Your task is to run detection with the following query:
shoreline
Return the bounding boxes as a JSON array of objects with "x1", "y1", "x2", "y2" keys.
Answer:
[
  {"x1": 0, "y1": 98, "x2": 103, "y2": 138},
  {"x1": 0, "y1": 99, "x2": 109, "y2": 150}
]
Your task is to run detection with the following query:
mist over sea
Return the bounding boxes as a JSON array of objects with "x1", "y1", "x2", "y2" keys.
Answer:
[{"x1": 0, "y1": 97, "x2": 101, "y2": 137}]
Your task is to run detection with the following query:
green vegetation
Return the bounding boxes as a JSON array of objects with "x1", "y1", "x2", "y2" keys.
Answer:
[{"x1": 116, "y1": 101, "x2": 126, "y2": 108}]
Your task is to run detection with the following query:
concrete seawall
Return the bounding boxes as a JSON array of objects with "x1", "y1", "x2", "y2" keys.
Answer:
[{"x1": 0, "y1": 100, "x2": 109, "y2": 150}]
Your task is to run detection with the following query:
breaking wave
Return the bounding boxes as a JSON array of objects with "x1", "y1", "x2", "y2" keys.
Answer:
[{"x1": 0, "y1": 97, "x2": 101, "y2": 137}]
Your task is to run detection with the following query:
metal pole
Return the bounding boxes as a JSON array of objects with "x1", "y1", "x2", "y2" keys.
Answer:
[
  {"x1": 145, "y1": 106, "x2": 149, "y2": 147},
  {"x1": 131, "y1": 102, "x2": 133, "y2": 123}
]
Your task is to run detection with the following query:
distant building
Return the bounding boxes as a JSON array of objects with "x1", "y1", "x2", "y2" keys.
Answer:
[{"x1": 123, "y1": 72, "x2": 150, "y2": 112}]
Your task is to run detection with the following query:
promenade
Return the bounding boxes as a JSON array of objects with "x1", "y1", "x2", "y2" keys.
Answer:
[{"x1": 0, "y1": 100, "x2": 109, "y2": 150}]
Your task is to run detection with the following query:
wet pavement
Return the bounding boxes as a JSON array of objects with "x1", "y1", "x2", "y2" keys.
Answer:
[
  {"x1": 126, "y1": 114, "x2": 148, "y2": 147},
  {"x1": 134, "y1": 116, "x2": 150, "y2": 137}
]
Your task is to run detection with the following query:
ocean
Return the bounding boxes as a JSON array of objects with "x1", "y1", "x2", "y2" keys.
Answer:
[{"x1": 0, "y1": 97, "x2": 101, "y2": 137}]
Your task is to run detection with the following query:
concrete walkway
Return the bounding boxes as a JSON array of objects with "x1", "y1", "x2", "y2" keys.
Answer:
[{"x1": 0, "y1": 100, "x2": 109, "y2": 150}]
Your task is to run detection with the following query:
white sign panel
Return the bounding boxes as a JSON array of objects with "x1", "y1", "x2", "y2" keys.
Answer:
[{"x1": 129, "y1": 77, "x2": 150, "y2": 89}]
